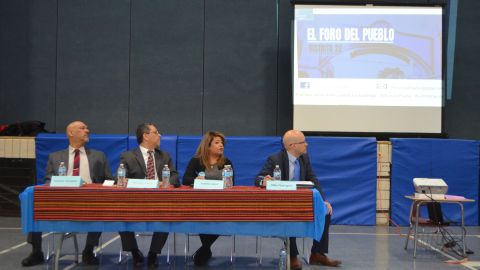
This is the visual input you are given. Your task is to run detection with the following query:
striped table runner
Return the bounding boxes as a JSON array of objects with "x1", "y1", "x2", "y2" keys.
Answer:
[{"x1": 33, "y1": 185, "x2": 314, "y2": 222}]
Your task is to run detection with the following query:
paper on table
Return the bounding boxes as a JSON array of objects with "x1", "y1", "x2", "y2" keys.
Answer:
[
  {"x1": 444, "y1": 194, "x2": 466, "y2": 200},
  {"x1": 295, "y1": 181, "x2": 314, "y2": 188}
]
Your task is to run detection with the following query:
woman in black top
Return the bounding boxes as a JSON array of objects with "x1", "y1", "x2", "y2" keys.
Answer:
[{"x1": 183, "y1": 131, "x2": 235, "y2": 266}]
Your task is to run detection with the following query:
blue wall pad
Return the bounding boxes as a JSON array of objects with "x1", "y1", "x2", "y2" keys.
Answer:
[
  {"x1": 34, "y1": 134, "x2": 380, "y2": 225},
  {"x1": 307, "y1": 137, "x2": 377, "y2": 225},
  {"x1": 176, "y1": 136, "x2": 202, "y2": 182},
  {"x1": 391, "y1": 138, "x2": 479, "y2": 226},
  {"x1": 35, "y1": 133, "x2": 128, "y2": 184}
]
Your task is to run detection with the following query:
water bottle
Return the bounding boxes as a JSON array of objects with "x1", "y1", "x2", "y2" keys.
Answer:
[
  {"x1": 229, "y1": 165, "x2": 234, "y2": 188},
  {"x1": 273, "y1": 165, "x2": 281, "y2": 180},
  {"x1": 278, "y1": 247, "x2": 287, "y2": 270},
  {"x1": 117, "y1": 163, "x2": 126, "y2": 187},
  {"x1": 226, "y1": 165, "x2": 233, "y2": 188},
  {"x1": 222, "y1": 166, "x2": 228, "y2": 188},
  {"x1": 58, "y1": 162, "x2": 67, "y2": 176},
  {"x1": 161, "y1": 164, "x2": 170, "y2": 188}
]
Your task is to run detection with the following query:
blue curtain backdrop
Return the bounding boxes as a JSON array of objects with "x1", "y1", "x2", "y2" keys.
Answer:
[{"x1": 390, "y1": 138, "x2": 479, "y2": 226}]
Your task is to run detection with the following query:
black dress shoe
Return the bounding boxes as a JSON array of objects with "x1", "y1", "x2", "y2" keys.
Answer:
[
  {"x1": 82, "y1": 249, "x2": 99, "y2": 265},
  {"x1": 192, "y1": 246, "x2": 212, "y2": 266},
  {"x1": 131, "y1": 249, "x2": 144, "y2": 266},
  {"x1": 21, "y1": 252, "x2": 44, "y2": 267},
  {"x1": 147, "y1": 251, "x2": 157, "y2": 267}
]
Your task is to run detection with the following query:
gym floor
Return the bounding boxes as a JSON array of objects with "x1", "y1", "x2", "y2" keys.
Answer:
[{"x1": 1, "y1": 217, "x2": 479, "y2": 270}]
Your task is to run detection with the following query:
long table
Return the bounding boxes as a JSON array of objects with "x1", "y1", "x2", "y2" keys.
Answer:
[{"x1": 20, "y1": 185, "x2": 325, "y2": 240}]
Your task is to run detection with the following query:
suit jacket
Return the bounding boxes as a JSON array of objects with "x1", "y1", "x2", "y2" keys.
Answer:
[
  {"x1": 182, "y1": 157, "x2": 234, "y2": 186},
  {"x1": 256, "y1": 149, "x2": 326, "y2": 200},
  {"x1": 44, "y1": 148, "x2": 113, "y2": 184},
  {"x1": 120, "y1": 148, "x2": 179, "y2": 186}
]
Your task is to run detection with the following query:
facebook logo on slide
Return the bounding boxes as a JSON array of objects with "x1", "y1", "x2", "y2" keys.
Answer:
[{"x1": 300, "y1": 82, "x2": 310, "y2": 89}]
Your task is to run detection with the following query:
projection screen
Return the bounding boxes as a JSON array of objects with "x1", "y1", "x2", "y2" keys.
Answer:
[{"x1": 293, "y1": 5, "x2": 443, "y2": 133}]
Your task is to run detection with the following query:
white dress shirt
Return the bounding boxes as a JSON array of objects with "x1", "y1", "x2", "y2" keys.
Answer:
[{"x1": 67, "y1": 146, "x2": 92, "y2": 184}]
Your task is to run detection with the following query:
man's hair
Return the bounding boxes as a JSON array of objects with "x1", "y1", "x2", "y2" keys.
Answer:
[
  {"x1": 195, "y1": 131, "x2": 226, "y2": 170},
  {"x1": 136, "y1": 123, "x2": 154, "y2": 144}
]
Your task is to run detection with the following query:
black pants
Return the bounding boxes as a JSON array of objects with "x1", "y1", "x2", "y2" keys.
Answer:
[
  {"x1": 27, "y1": 232, "x2": 102, "y2": 252},
  {"x1": 199, "y1": 234, "x2": 219, "y2": 249},
  {"x1": 290, "y1": 214, "x2": 331, "y2": 256},
  {"x1": 119, "y1": 232, "x2": 168, "y2": 253}
]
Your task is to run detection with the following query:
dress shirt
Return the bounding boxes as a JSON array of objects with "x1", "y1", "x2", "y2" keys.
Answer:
[
  {"x1": 287, "y1": 151, "x2": 298, "y2": 181},
  {"x1": 67, "y1": 146, "x2": 92, "y2": 183}
]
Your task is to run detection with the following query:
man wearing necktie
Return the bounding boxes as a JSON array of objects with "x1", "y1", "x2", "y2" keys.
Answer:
[
  {"x1": 256, "y1": 130, "x2": 341, "y2": 269},
  {"x1": 21, "y1": 121, "x2": 112, "y2": 267},
  {"x1": 118, "y1": 123, "x2": 179, "y2": 267}
]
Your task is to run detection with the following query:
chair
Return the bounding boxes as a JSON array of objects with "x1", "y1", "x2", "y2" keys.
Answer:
[
  {"x1": 52, "y1": 233, "x2": 79, "y2": 270},
  {"x1": 47, "y1": 232, "x2": 103, "y2": 269},
  {"x1": 300, "y1": 237, "x2": 312, "y2": 263}
]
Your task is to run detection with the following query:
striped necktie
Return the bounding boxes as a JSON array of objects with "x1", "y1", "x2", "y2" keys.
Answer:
[
  {"x1": 146, "y1": 150, "x2": 155, "y2": 179},
  {"x1": 72, "y1": 149, "x2": 80, "y2": 176}
]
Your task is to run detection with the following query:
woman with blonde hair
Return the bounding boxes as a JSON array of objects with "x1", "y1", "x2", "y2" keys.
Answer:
[{"x1": 183, "y1": 131, "x2": 234, "y2": 266}]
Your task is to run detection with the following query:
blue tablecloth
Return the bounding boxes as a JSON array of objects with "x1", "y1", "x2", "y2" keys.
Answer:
[{"x1": 20, "y1": 186, "x2": 325, "y2": 241}]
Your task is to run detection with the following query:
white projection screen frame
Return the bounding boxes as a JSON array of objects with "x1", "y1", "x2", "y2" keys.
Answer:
[{"x1": 293, "y1": 5, "x2": 443, "y2": 134}]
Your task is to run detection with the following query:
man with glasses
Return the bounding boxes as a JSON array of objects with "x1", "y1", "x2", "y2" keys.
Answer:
[
  {"x1": 118, "y1": 123, "x2": 179, "y2": 267},
  {"x1": 256, "y1": 130, "x2": 341, "y2": 269}
]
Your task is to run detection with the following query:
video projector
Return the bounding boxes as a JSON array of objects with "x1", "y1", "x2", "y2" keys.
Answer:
[{"x1": 413, "y1": 178, "x2": 448, "y2": 200}]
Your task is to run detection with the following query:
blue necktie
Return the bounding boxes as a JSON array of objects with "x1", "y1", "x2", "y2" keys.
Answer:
[{"x1": 293, "y1": 159, "x2": 300, "y2": 181}]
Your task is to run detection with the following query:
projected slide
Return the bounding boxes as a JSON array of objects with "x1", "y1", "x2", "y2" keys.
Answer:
[{"x1": 293, "y1": 5, "x2": 443, "y2": 133}]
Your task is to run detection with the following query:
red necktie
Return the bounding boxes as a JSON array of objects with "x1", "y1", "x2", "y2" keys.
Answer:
[
  {"x1": 72, "y1": 149, "x2": 80, "y2": 176},
  {"x1": 146, "y1": 150, "x2": 155, "y2": 179}
]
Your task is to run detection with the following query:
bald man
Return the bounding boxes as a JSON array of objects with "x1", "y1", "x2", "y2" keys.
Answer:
[
  {"x1": 256, "y1": 130, "x2": 341, "y2": 269},
  {"x1": 21, "y1": 121, "x2": 112, "y2": 267}
]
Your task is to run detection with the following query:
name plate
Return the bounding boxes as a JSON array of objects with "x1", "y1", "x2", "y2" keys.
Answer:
[
  {"x1": 266, "y1": 180, "x2": 297, "y2": 191},
  {"x1": 127, "y1": 179, "x2": 159, "y2": 188},
  {"x1": 194, "y1": 179, "x2": 224, "y2": 190},
  {"x1": 50, "y1": 176, "x2": 83, "y2": 187}
]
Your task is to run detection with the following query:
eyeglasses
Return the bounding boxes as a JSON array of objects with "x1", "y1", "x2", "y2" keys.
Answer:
[
  {"x1": 147, "y1": 130, "x2": 160, "y2": 135},
  {"x1": 291, "y1": 141, "x2": 306, "y2": 145}
]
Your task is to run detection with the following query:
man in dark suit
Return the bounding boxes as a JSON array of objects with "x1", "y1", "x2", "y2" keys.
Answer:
[
  {"x1": 22, "y1": 121, "x2": 112, "y2": 267},
  {"x1": 256, "y1": 130, "x2": 341, "y2": 269},
  {"x1": 118, "y1": 123, "x2": 179, "y2": 267}
]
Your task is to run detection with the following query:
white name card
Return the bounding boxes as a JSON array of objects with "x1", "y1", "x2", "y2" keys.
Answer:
[
  {"x1": 194, "y1": 179, "x2": 224, "y2": 190},
  {"x1": 50, "y1": 176, "x2": 83, "y2": 187},
  {"x1": 127, "y1": 179, "x2": 159, "y2": 188},
  {"x1": 102, "y1": 180, "x2": 115, "y2": 186},
  {"x1": 266, "y1": 180, "x2": 297, "y2": 191}
]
